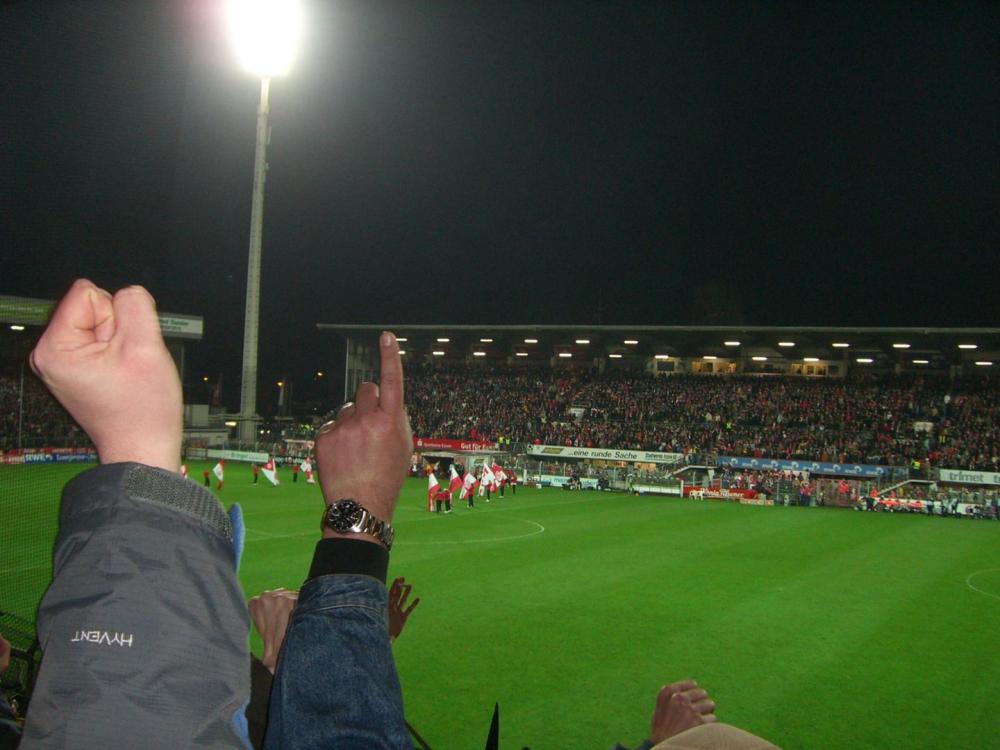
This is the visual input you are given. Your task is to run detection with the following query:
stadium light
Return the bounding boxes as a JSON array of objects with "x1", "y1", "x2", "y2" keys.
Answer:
[
  {"x1": 856, "y1": 357, "x2": 874, "y2": 364},
  {"x1": 832, "y1": 342, "x2": 850, "y2": 348},
  {"x1": 558, "y1": 352, "x2": 573, "y2": 358},
  {"x1": 227, "y1": 0, "x2": 303, "y2": 78},
  {"x1": 778, "y1": 341, "x2": 795, "y2": 348},
  {"x1": 480, "y1": 337, "x2": 493, "y2": 343},
  {"x1": 524, "y1": 338, "x2": 538, "y2": 344},
  {"x1": 958, "y1": 344, "x2": 978, "y2": 350},
  {"x1": 229, "y1": 0, "x2": 303, "y2": 446},
  {"x1": 437, "y1": 337, "x2": 450, "y2": 343},
  {"x1": 473, "y1": 351, "x2": 487, "y2": 357},
  {"x1": 609, "y1": 353, "x2": 622, "y2": 359},
  {"x1": 723, "y1": 340, "x2": 740, "y2": 347},
  {"x1": 432, "y1": 351, "x2": 445, "y2": 356},
  {"x1": 624, "y1": 339, "x2": 638, "y2": 345},
  {"x1": 515, "y1": 352, "x2": 529, "y2": 357},
  {"x1": 912, "y1": 359, "x2": 929, "y2": 365},
  {"x1": 892, "y1": 343, "x2": 910, "y2": 349},
  {"x1": 575, "y1": 339, "x2": 590, "y2": 345}
]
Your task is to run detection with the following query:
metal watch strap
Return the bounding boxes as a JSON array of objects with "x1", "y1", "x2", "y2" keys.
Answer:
[{"x1": 324, "y1": 500, "x2": 395, "y2": 550}]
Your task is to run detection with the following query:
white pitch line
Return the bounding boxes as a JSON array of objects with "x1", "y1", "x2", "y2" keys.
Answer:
[
  {"x1": 965, "y1": 568, "x2": 1000, "y2": 601},
  {"x1": 396, "y1": 519, "x2": 545, "y2": 546}
]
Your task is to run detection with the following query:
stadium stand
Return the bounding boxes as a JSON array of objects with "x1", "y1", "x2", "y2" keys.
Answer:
[{"x1": 404, "y1": 366, "x2": 999, "y2": 471}]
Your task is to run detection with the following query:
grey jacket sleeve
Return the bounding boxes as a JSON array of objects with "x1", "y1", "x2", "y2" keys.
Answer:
[{"x1": 21, "y1": 463, "x2": 250, "y2": 749}]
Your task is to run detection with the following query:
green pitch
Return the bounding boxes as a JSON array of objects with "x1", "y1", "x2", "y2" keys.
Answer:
[{"x1": 2, "y1": 463, "x2": 999, "y2": 749}]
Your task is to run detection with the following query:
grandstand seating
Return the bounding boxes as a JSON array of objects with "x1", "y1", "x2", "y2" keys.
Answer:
[
  {"x1": 3, "y1": 368, "x2": 999, "y2": 472},
  {"x1": 405, "y1": 366, "x2": 1000, "y2": 471}
]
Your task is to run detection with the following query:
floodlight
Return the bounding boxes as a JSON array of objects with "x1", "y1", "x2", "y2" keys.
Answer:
[{"x1": 227, "y1": 0, "x2": 303, "y2": 77}]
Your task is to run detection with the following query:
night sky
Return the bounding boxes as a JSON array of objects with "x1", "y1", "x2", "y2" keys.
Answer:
[{"x1": 2, "y1": 1, "x2": 997, "y2": 408}]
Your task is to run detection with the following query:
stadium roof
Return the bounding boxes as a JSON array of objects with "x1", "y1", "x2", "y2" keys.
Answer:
[{"x1": 316, "y1": 323, "x2": 1000, "y2": 369}]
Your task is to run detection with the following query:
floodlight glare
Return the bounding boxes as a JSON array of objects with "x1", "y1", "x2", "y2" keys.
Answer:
[{"x1": 227, "y1": 0, "x2": 303, "y2": 77}]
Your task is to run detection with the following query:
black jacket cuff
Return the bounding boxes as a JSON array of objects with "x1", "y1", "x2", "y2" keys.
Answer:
[{"x1": 307, "y1": 538, "x2": 389, "y2": 583}]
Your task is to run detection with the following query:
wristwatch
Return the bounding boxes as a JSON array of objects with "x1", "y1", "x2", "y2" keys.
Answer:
[{"x1": 323, "y1": 499, "x2": 395, "y2": 550}]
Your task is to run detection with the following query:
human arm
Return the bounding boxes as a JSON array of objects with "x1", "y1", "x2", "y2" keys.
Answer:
[
  {"x1": 21, "y1": 280, "x2": 248, "y2": 748},
  {"x1": 265, "y1": 332, "x2": 412, "y2": 749}
]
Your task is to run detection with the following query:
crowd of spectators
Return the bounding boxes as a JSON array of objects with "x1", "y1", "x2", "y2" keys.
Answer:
[
  {"x1": 0, "y1": 373, "x2": 85, "y2": 451},
  {"x1": 5, "y1": 365, "x2": 1000, "y2": 473},
  {"x1": 405, "y1": 366, "x2": 1000, "y2": 471}
]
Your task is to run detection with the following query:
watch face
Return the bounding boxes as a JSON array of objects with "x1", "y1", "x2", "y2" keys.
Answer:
[{"x1": 327, "y1": 500, "x2": 363, "y2": 531}]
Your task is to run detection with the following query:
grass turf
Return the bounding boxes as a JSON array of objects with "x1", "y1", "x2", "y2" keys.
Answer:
[{"x1": 2, "y1": 463, "x2": 999, "y2": 749}]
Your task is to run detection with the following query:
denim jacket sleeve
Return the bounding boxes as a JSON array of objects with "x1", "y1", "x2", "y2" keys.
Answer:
[
  {"x1": 20, "y1": 463, "x2": 250, "y2": 749},
  {"x1": 264, "y1": 569, "x2": 410, "y2": 749}
]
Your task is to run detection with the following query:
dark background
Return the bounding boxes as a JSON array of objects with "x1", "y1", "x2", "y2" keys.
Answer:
[{"x1": 2, "y1": 1, "x2": 997, "y2": 409}]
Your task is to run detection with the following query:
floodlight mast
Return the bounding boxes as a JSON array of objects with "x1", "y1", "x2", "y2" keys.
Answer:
[
  {"x1": 228, "y1": 0, "x2": 302, "y2": 447},
  {"x1": 237, "y1": 76, "x2": 270, "y2": 447}
]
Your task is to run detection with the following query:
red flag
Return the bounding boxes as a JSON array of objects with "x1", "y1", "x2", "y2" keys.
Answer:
[
  {"x1": 261, "y1": 458, "x2": 280, "y2": 486},
  {"x1": 448, "y1": 465, "x2": 462, "y2": 494},
  {"x1": 427, "y1": 472, "x2": 440, "y2": 512}
]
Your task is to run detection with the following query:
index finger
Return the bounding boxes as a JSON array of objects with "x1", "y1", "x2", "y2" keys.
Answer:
[{"x1": 378, "y1": 331, "x2": 404, "y2": 413}]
